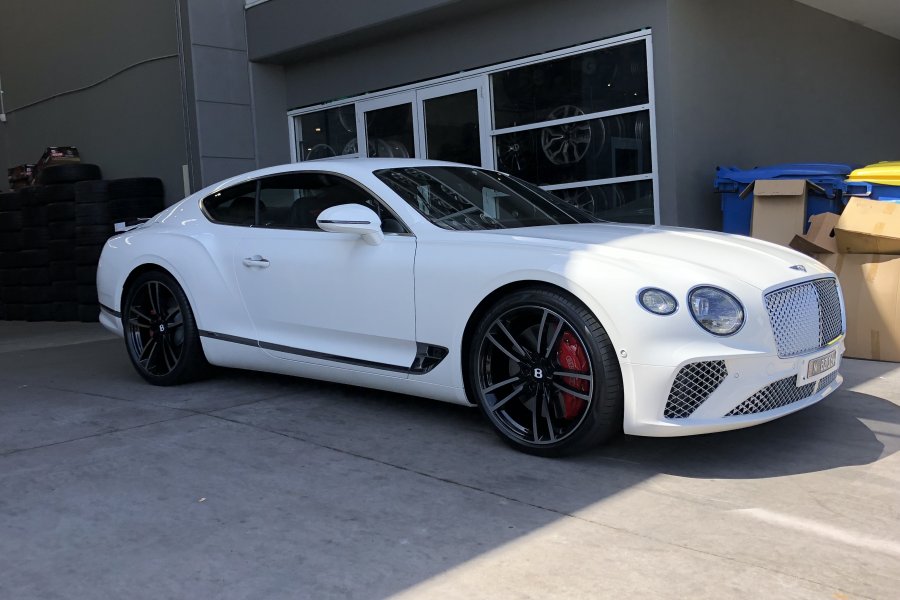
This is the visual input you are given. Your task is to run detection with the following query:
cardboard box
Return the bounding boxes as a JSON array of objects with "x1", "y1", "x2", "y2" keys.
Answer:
[
  {"x1": 815, "y1": 253, "x2": 900, "y2": 362},
  {"x1": 789, "y1": 212, "x2": 839, "y2": 255},
  {"x1": 744, "y1": 179, "x2": 823, "y2": 246},
  {"x1": 834, "y1": 197, "x2": 900, "y2": 254}
]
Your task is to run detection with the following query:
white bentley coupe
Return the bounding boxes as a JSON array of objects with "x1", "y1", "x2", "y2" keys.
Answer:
[{"x1": 97, "y1": 159, "x2": 845, "y2": 455}]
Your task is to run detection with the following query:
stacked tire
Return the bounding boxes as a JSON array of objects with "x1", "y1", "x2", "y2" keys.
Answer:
[
  {"x1": 0, "y1": 191, "x2": 25, "y2": 320},
  {"x1": 0, "y1": 166, "x2": 165, "y2": 322}
]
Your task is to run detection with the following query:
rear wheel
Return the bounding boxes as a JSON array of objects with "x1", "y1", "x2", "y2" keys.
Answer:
[
  {"x1": 122, "y1": 271, "x2": 207, "y2": 385},
  {"x1": 468, "y1": 288, "x2": 622, "y2": 456}
]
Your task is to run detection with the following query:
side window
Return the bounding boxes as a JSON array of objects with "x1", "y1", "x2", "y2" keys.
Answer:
[
  {"x1": 202, "y1": 181, "x2": 258, "y2": 225},
  {"x1": 258, "y1": 173, "x2": 404, "y2": 232}
]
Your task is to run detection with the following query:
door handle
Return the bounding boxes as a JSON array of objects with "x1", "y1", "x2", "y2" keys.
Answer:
[{"x1": 242, "y1": 255, "x2": 270, "y2": 268}]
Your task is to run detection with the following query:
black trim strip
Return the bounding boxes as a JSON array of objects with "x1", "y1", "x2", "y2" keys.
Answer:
[
  {"x1": 100, "y1": 304, "x2": 121, "y2": 319},
  {"x1": 198, "y1": 330, "x2": 448, "y2": 375}
]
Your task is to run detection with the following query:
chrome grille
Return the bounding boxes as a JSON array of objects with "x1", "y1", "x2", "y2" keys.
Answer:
[
  {"x1": 664, "y1": 361, "x2": 728, "y2": 419},
  {"x1": 726, "y1": 375, "x2": 816, "y2": 416},
  {"x1": 765, "y1": 278, "x2": 843, "y2": 358}
]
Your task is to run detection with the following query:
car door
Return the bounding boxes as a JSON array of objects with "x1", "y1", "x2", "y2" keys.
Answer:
[{"x1": 232, "y1": 171, "x2": 418, "y2": 374}]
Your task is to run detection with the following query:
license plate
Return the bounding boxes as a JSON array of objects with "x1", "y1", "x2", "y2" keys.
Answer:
[{"x1": 800, "y1": 349, "x2": 837, "y2": 384}]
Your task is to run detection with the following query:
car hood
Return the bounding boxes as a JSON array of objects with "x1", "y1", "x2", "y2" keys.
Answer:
[{"x1": 480, "y1": 223, "x2": 830, "y2": 290}]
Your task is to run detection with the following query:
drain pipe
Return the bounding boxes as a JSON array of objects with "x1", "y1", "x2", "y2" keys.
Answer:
[{"x1": 0, "y1": 73, "x2": 7, "y2": 122}]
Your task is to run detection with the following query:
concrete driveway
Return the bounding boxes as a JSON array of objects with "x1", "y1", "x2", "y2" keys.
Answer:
[{"x1": 1, "y1": 322, "x2": 898, "y2": 599}]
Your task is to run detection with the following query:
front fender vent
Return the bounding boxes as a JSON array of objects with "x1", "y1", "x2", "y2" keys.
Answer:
[{"x1": 664, "y1": 360, "x2": 728, "y2": 419}]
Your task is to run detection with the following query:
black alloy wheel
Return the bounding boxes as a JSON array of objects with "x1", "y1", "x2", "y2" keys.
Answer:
[
  {"x1": 123, "y1": 271, "x2": 207, "y2": 385},
  {"x1": 469, "y1": 288, "x2": 622, "y2": 456}
]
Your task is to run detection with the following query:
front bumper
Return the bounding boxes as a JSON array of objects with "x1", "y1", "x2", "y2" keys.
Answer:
[{"x1": 622, "y1": 338, "x2": 845, "y2": 437}]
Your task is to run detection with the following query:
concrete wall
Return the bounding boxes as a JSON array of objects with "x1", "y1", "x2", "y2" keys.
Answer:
[
  {"x1": 0, "y1": 1, "x2": 188, "y2": 202},
  {"x1": 667, "y1": 0, "x2": 900, "y2": 229}
]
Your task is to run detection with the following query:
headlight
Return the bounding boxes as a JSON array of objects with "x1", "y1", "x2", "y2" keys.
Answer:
[
  {"x1": 688, "y1": 286, "x2": 744, "y2": 336},
  {"x1": 638, "y1": 288, "x2": 677, "y2": 315}
]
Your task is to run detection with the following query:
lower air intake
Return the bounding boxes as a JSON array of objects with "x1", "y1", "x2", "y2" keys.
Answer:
[
  {"x1": 664, "y1": 361, "x2": 728, "y2": 419},
  {"x1": 726, "y1": 370, "x2": 836, "y2": 417}
]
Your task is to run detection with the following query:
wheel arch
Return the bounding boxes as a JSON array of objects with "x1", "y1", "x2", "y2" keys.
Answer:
[
  {"x1": 120, "y1": 263, "x2": 178, "y2": 310},
  {"x1": 459, "y1": 279, "x2": 623, "y2": 403}
]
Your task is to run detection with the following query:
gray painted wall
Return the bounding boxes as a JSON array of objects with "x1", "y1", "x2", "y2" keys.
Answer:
[
  {"x1": 667, "y1": 0, "x2": 900, "y2": 229},
  {"x1": 0, "y1": 1, "x2": 187, "y2": 202}
]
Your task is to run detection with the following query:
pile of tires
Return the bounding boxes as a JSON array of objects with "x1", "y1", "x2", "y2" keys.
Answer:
[{"x1": 0, "y1": 164, "x2": 165, "y2": 323}]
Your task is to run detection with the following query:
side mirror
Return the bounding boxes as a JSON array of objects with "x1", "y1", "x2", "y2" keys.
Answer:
[{"x1": 316, "y1": 204, "x2": 384, "y2": 246}]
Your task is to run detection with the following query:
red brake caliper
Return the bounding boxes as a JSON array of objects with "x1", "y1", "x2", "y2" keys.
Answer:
[{"x1": 556, "y1": 332, "x2": 589, "y2": 419}]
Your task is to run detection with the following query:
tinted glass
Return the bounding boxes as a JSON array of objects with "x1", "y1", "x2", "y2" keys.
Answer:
[
  {"x1": 555, "y1": 179, "x2": 654, "y2": 224},
  {"x1": 296, "y1": 105, "x2": 358, "y2": 160},
  {"x1": 423, "y1": 90, "x2": 481, "y2": 165},
  {"x1": 202, "y1": 181, "x2": 258, "y2": 226},
  {"x1": 492, "y1": 41, "x2": 649, "y2": 129},
  {"x1": 258, "y1": 173, "x2": 403, "y2": 232},
  {"x1": 495, "y1": 110, "x2": 652, "y2": 186},
  {"x1": 375, "y1": 166, "x2": 597, "y2": 231},
  {"x1": 364, "y1": 104, "x2": 414, "y2": 158}
]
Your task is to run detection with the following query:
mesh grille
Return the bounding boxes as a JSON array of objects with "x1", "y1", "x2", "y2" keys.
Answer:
[
  {"x1": 664, "y1": 361, "x2": 728, "y2": 419},
  {"x1": 765, "y1": 278, "x2": 843, "y2": 358},
  {"x1": 816, "y1": 370, "x2": 838, "y2": 391},
  {"x1": 726, "y1": 375, "x2": 817, "y2": 416}
]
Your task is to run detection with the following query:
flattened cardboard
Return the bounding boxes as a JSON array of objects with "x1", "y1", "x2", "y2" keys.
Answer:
[
  {"x1": 789, "y1": 212, "x2": 839, "y2": 255},
  {"x1": 750, "y1": 180, "x2": 808, "y2": 246},
  {"x1": 835, "y1": 197, "x2": 900, "y2": 255},
  {"x1": 815, "y1": 253, "x2": 900, "y2": 362}
]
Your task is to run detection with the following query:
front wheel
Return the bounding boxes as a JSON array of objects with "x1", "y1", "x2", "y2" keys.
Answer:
[
  {"x1": 468, "y1": 288, "x2": 623, "y2": 456},
  {"x1": 122, "y1": 270, "x2": 207, "y2": 385}
]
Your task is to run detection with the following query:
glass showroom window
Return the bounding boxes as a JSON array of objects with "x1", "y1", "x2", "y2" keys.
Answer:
[
  {"x1": 288, "y1": 34, "x2": 656, "y2": 223},
  {"x1": 293, "y1": 105, "x2": 358, "y2": 161},
  {"x1": 491, "y1": 40, "x2": 653, "y2": 223}
]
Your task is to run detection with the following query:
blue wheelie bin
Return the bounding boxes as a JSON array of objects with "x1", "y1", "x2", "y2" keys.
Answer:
[{"x1": 714, "y1": 163, "x2": 855, "y2": 235}]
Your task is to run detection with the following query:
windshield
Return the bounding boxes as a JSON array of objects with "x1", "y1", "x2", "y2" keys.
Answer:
[{"x1": 373, "y1": 166, "x2": 600, "y2": 230}]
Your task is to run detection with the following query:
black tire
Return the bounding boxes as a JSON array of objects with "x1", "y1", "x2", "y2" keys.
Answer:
[
  {"x1": 0, "y1": 232, "x2": 25, "y2": 251},
  {"x1": 38, "y1": 163, "x2": 102, "y2": 185},
  {"x1": 20, "y1": 268, "x2": 51, "y2": 286},
  {"x1": 75, "y1": 180, "x2": 112, "y2": 204},
  {"x1": 75, "y1": 244, "x2": 103, "y2": 265},
  {"x1": 22, "y1": 285, "x2": 53, "y2": 304},
  {"x1": 36, "y1": 184, "x2": 76, "y2": 203},
  {"x1": 467, "y1": 287, "x2": 623, "y2": 457},
  {"x1": 2, "y1": 286, "x2": 24, "y2": 303},
  {"x1": 109, "y1": 177, "x2": 164, "y2": 199},
  {"x1": 76, "y1": 284, "x2": 96, "y2": 304},
  {"x1": 3, "y1": 303, "x2": 26, "y2": 321},
  {"x1": 48, "y1": 222, "x2": 76, "y2": 240},
  {"x1": 77, "y1": 304, "x2": 99, "y2": 323},
  {"x1": 26, "y1": 303, "x2": 55, "y2": 322},
  {"x1": 53, "y1": 302, "x2": 79, "y2": 322},
  {"x1": 76, "y1": 265, "x2": 97, "y2": 285},
  {"x1": 75, "y1": 201, "x2": 110, "y2": 225},
  {"x1": 22, "y1": 205, "x2": 48, "y2": 227},
  {"x1": 75, "y1": 224, "x2": 113, "y2": 245},
  {"x1": 110, "y1": 196, "x2": 164, "y2": 222},
  {"x1": 49, "y1": 261, "x2": 77, "y2": 282},
  {"x1": 46, "y1": 201, "x2": 76, "y2": 222},
  {"x1": 122, "y1": 270, "x2": 207, "y2": 385},
  {"x1": 0, "y1": 211, "x2": 23, "y2": 230},
  {"x1": 48, "y1": 239, "x2": 75, "y2": 261},
  {"x1": 0, "y1": 269, "x2": 23, "y2": 286},
  {"x1": 0, "y1": 192, "x2": 21, "y2": 211},
  {"x1": 19, "y1": 249, "x2": 50, "y2": 268},
  {"x1": 23, "y1": 227, "x2": 49, "y2": 248},
  {"x1": 51, "y1": 281, "x2": 77, "y2": 302}
]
